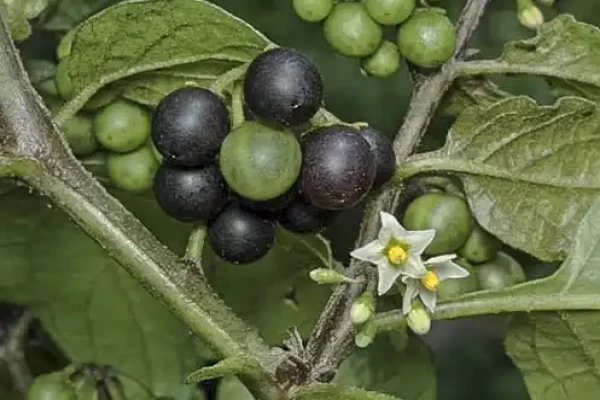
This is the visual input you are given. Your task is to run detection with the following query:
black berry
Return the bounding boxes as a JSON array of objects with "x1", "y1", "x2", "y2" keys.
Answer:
[
  {"x1": 239, "y1": 188, "x2": 295, "y2": 218},
  {"x1": 244, "y1": 48, "x2": 324, "y2": 127},
  {"x1": 153, "y1": 164, "x2": 228, "y2": 222},
  {"x1": 280, "y1": 198, "x2": 336, "y2": 233},
  {"x1": 209, "y1": 205, "x2": 276, "y2": 264},
  {"x1": 359, "y1": 126, "x2": 396, "y2": 189},
  {"x1": 301, "y1": 124, "x2": 376, "y2": 210},
  {"x1": 151, "y1": 87, "x2": 230, "y2": 167}
]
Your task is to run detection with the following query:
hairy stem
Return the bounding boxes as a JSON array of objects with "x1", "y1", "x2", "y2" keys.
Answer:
[
  {"x1": 0, "y1": 14, "x2": 286, "y2": 400},
  {"x1": 301, "y1": 0, "x2": 491, "y2": 383}
]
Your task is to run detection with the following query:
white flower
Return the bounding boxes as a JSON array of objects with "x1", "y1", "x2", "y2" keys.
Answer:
[
  {"x1": 401, "y1": 254, "x2": 470, "y2": 314},
  {"x1": 350, "y1": 212, "x2": 435, "y2": 296}
]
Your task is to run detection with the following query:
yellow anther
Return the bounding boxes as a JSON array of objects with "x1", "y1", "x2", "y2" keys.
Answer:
[
  {"x1": 387, "y1": 246, "x2": 407, "y2": 266},
  {"x1": 420, "y1": 271, "x2": 440, "y2": 292}
]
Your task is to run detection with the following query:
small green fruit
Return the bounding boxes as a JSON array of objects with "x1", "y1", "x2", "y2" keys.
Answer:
[
  {"x1": 402, "y1": 192, "x2": 473, "y2": 255},
  {"x1": 293, "y1": 0, "x2": 334, "y2": 22},
  {"x1": 457, "y1": 223, "x2": 502, "y2": 264},
  {"x1": 437, "y1": 259, "x2": 480, "y2": 301},
  {"x1": 324, "y1": 3, "x2": 383, "y2": 57},
  {"x1": 365, "y1": 0, "x2": 416, "y2": 25},
  {"x1": 26, "y1": 372, "x2": 76, "y2": 400},
  {"x1": 476, "y1": 252, "x2": 526, "y2": 291},
  {"x1": 361, "y1": 41, "x2": 401, "y2": 78},
  {"x1": 397, "y1": 9, "x2": 456, "y2": 68},
  {"x1": 56, "y1": 29, "x2": 76, "y2": 60},
  {"x1": 55, "y1": 59, "x2": 74, "y2": 101},
  {"x1": 219, "y1": 121, "x2": 302, "y2": 201},
  {"x1": 107, "y1": 145, "x2": 159, "y2": 193},
  {"x1": 94, "y1": 99, "x2": 151, "y2": 153},
  {"x1": 63, "y1": 114, "x2": 98, "y2": 157}
]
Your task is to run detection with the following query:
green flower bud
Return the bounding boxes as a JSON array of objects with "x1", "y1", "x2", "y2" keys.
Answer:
[
  {"x1": 355, "y1": 319, "x2": 377, "y2": 348},
  {"x1": 350, "y1": 290, "x2": 375, "y2": 325},
  {"x1": 406, "y1": 301, "x2": 431, "y2": 335},
  {"x1": 518, "y1": 5, "x2": 544, "y2": 29},
  {"x1": 309, "y1": 268, "x2": 358, "y2": 285}
]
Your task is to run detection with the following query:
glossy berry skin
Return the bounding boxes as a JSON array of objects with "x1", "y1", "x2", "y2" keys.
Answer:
[
  {"x1": 26, "y1": 372, "x2": 76, "y2": 400},
  {"x1": 359, "y1": 126, "x2": 396, "y2": 189},
  {"x1": 476, "y1": 252, "x2": 526, "y2": 291},
  {"x1": 293, "y1": 0, "x2": 334, "y2": 22},
  {"x1": 458, "y1": 223, "x2": 502, "y2": 264},
  {"x1": 279, "y1": 198, "x2": 336, "y2": 233},
  {"x1": 239, "y1": 189, "x2": 295, "y2": 219},
  {"x1": 152, "y1": 87, "x2": 230, "y2": 167},
  {"x1": 94, "y1": 99, "x2": 151, "y2": 153},
  {"x1": 402, "y1": 192, "x2": 473, "y2": 255},
  {"x1": 209, "y1": 205, "x2": 276, "y2": 264},
  {"x1": 365, "y1": 0, "x2": 415, "y2": 25},
  {"x1": 107, "y1": 145, "x2": 159, "y2": 193},
  {"x1": 324, "y1": 3, "x2": 383, "y2": 57},
  {"x1": 301, "y1": 124, "x2": 376, "y2": 210},
  {"x1": 219, "y1": 121, "x2": 302, "y2": 201},
  {"x1": 244, "y1": 48, "x2": 323, "y2": 127},
  {"x1": 397, "y1": 10, "x2": 456, "y2": 68},
  {"x1": 361, "y1": 41, "x2": 401, "y2": 78},
  {"x1": 153, "y1": 164, "x2": 228, "y2": 223}
]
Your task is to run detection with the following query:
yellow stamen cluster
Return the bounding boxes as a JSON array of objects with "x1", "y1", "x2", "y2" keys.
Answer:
[
  {"x1": 420, "y1": 271, "x2": 440, "y2": 292},
  {"x1": 387, "y1": 246, "x2": 408, "y2": 266}
]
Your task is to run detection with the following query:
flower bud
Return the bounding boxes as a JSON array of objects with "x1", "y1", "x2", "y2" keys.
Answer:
[
  {"x1": 309, "y1": 268, "x2": 358, "y2": 285},
  {"x1": 518, "y1": 6, "x2": 544, "y2": 30},
  {"x1": 355, "y1": 320, "x2": 377, "y2": 348},
  {"x1": 350, "y1": 290, "x2": 375, "y2": 325},
  {"x1": 406, "y1": 302, "x2": 431, "y2": 336}
]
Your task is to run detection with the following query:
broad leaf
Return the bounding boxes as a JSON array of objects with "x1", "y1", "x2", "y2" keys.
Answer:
[
  {"x1": 405, "y1": 96, "x2": 600, "y2": 260},
  {"x1": 506, "y1": 311, "x2": 600, "y2": 400},
  {"x1": 0, "y1": 189, "x2": 199, "y2": 400},
  {"x1": 61, "y1": 0, "x2": 270, "y2": 114},
  {"x1": 549, "y1": 80, "x2": 600, "y2": 103},
  {"x1": 293, "y1": 383, "x2": 405, "y2": 400},
  {"x1": 443, "y1": 77, "x2": 511, "y2": 117},
  {"x1": 334, "y1": 334, "x2": 435, "y2": 400}
]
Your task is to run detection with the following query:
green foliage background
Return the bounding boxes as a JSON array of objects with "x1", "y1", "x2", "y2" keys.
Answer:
[{"x1": 3, "y1": 0, "x2": 600, "y2": 400}]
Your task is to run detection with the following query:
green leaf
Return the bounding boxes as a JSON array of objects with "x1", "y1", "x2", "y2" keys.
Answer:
[
  {"x1": 549, "y1": 79, "x2": 600, "y2": 103},
  {"x1": 506, "y1": 311, "x2": 600, "y2": 400},
  {"x1": 0, "y1": 189, "x2": 200, "y2": 400},
  {"x1": 203, "y1": 228, "x2": 334, "y2": 345},
  {"x1": 402, "y1": 96, "x2": 600, "y2": 261},
  {"x1": 443, "y1": 77, "x2": 511, "y2": 117},
  {"x1": 334, "y1": 334, "x2": 435, "y2": 400},
  {"x1": 293, "y1": 383, "x2": 404, "y2": 400},
  {"x1": 185, "y1": 356, "x2": 258, "y2": 384},
  {"x1": 60, "y1": 0, "x2": 270, "y2": 115}
]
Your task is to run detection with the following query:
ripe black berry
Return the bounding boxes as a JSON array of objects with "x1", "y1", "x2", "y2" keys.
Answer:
[
  {"x1": 359, "y1": 126, "x2": 396, "y2": 189},
  {"x1": 280, "y1": 198, "x2": 336, "y2": 233},
  {"x1": 209, "y1": 205, "x2": 276, "y2": 264},
  {"x1": 244, "y1": 48, "x2": 324, "y2": 127},
  {"x1": 151, "y1": 87, "x2": 230, "y2": 167},
  {"x1": 239, "y1": 189, "x2": 295, "y2": 218},
  {"x1": 153, "y1": 164, "x2": 228, "y2": 222},
  {"x1": 301, "y1": 124, "x2": 376, "y2": 210}
]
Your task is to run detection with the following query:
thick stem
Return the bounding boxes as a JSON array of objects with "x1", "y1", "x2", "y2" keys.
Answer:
[
  {"x1": 301, "y1": 0, "x2": 491, "y2": 383},
  {"x1": 0, "y1": 13, "x2": 286, "y2": 400}
]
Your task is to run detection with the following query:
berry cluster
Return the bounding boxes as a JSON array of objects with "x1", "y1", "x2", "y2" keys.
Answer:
[
  {"x1": 151, "y1": 48, "x2": 396, "y2": 264},
  {"x1": 292, "y1": 0, "x2": 457, "y2": 76},
  {"x1": 400, "y1": 187, "x2": 526, "y2": 300}
]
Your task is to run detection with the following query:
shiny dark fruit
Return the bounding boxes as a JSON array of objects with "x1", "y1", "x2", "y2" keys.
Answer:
[
  {"x1": 359, "y1": 126, "x2": 395, "y2": 189},
  {"x1": 244, "y1": 48, "x2": 323, "y2": 127},
  {"x1": 152, "y1": 87, "x2": 230, "y2": 167},
  {"x1": 279, "y1": 198, "x2": 336, "y2": 233},
  {"x1": 209, "y1": 205, "x2": 276, "y2": 264}
]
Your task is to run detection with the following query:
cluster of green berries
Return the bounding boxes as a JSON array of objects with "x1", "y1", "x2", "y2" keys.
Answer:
[
  {"x1": 150, "y1": 47, "x2": 396, "y2": 264},
  {"x1": 402, "y1": 188, "x2": 526, "y2": 298},
  {"x1": 292, "y1": 0, "x2": 457, "y2": 76}
]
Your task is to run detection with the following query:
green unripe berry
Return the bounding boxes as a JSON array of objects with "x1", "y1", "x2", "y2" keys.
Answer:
[
  {"x1": 107, "y1": 145, "x2": 159, "y2": 193},
  {"x1": 457, "y1": 223, "x2": 502, "y2": 264},
  {"x1": 402, "y1": 192, "x2": 473, "y2": 255},
  {"x1": 63, "y1": 114, "x2": 98, "y2": 157},
  {"x1": 55, "y1": 59, "x2": 74, "y2": 101},
  {"x1": 324, "y1": 3, "x2": 383, "y2": 57},
  {"x1": 397, "y1": 9, "x2": 456, "y2": 68},
  {"x1": 219, "y1": 121, "x2": 302, "y2": 201},
  {"x1": 476, "y1": 252, "x2": 526, "y2": 291},
  {"x1": 365, "y1": 0, "x2": 416, "y2": 25},
  {"x1": 56, "y1": 29, "x2": 75, "y2": 61},
  {"x1": 293, "y1": 0, "x2": 334, "y2": 22},
  {"x1": 83, "y1": 89, "x2": 118, "y2": 111},
  {"x1": 361, "y1": 41, "x2": 401, "y2": 78},
  {"x1": 437, "y1": 259, "x2": 480, "y2": 301},
  {"x1": 94, "y1": 99, "x2": 151, "y2": 153},
  {"x1": 26, "y1": 372, "x2": 76, "y2": 400}
]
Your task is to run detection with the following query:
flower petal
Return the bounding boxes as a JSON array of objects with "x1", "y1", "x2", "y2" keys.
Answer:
[
  {"x1": 405, "y1": 229, "x2": 436, "y2": 255},
  {"x1": 377, "y1": 263, "x2": 402, "y2": 295},
  {"x1": 402, "y1": 282, "x2": 419, "y2": 314},
  {"x1": 419, "y1": 288, "x2": 437, "y2": 313},
  {"x1": 402, "y1": 257, "x2": 427, "y2": 279},
  {"x1": 350, "y1": 240, "x2": 385, "y2": 265},
  {"x1": 378, "y1": 212, "x2": 406, "y2": 244},
  {"x1": 425, "y1": 254, "x2": 458, "y2": 265},
  {"x1": 432, "y1": 259, "x2": 470, "y2": 281}
]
